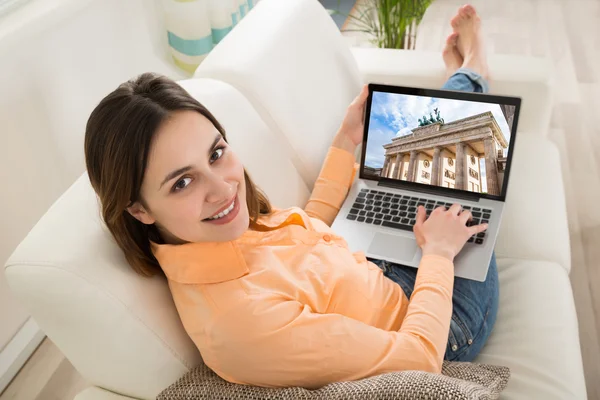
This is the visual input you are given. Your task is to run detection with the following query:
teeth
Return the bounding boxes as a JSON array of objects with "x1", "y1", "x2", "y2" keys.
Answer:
[{"x1": 208, "y1": 200, "x2": 235, "y2": 220}]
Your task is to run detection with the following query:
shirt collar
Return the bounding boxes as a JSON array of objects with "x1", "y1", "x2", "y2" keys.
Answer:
[
  {"x1": 152, "y1": 240, "x2": 249, "y2": 284},
  {"x1": 151, "y1": 207, "x2": 311, "y2": 284},
  {"x1": 251, "y1": 207, "x2": 312, "y2": 231}
]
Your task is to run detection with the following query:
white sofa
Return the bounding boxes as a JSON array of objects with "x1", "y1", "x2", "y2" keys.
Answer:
[{"x1": 3, "y1": 0, "x2": 587, "y2": 399}]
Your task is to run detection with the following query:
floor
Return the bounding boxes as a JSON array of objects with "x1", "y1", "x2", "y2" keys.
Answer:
[
  {"x1": 0, "y1": 338, "x2": 88, "y2": 400},
  {"x1": 1, "y1": 0, "x2": 599, "y2": 399}
]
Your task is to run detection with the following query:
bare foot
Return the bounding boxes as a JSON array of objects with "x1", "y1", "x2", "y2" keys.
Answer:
[
  {"x1": 442, "y1": 32, "x2": 463, "y2": 80},
  {"x1": 450, "y1": 4, "x2": 488, "y2": 80}
]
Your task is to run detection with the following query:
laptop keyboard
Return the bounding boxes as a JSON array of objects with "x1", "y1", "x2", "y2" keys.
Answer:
[{"x1": 346, "y1": 189, "x2": 492, "y2": 245}]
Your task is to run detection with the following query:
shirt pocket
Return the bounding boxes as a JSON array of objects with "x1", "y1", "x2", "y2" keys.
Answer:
[{"x1": 447, "y1": 314, "x2": 474, "y2": 357}]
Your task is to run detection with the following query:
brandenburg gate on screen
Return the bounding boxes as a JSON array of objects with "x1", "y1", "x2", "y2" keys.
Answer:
[{"x1": 380, "y1": 111, "x2": 509, "y2": 196}]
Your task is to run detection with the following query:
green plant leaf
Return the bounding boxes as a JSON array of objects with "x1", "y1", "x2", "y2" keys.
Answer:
[{"x1": 338, "y1": 0, "x2": 433, "y2": 49}]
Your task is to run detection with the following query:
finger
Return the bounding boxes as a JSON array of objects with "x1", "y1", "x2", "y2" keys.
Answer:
[
  {"x1": 459, "y1": 210, "x2": 472, "y2": 224},
  {"x1": 358, "y1": 84, "x2": 368, "y2": 100},
  {"x1": 449, "y1": 203, "x2": 462, "y2": 215},
  {"x1": 361, "y1": 84, "x2": 369, "y2": 98},
  {"x1": 468, "y1": 223, "x2": 489, "y2": 236},
  {"x1": 351, "y1": 85, "x2": 369, "y2": 107},
  {"x1": 433, "y1": 205, "x2": 446, "y2": 214},
  {"x1": 415, "y1": 206, "x2": 426, "y2": 227}
]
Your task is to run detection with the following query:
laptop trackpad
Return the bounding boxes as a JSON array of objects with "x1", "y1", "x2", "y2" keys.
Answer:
[{"x1": 368, "y1": 232, "x2": 418, "y2": 262}]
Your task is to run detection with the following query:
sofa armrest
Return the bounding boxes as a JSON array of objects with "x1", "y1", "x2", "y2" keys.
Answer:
[
  {"x1": 351, "y1": 48, "x2": 553, "y2": 138},
  {"x1": 495, "y1": 134, "x2": 571, "y2": 273},
  {"x1": 74, "y1": 387, "x2": 140, "y2": 400}
]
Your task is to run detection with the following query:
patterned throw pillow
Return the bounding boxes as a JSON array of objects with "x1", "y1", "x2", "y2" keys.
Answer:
[{"x1": 157, "y1": 361, "x2": 510, "y2": 400}]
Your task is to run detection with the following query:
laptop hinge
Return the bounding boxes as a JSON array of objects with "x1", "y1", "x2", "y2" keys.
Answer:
[{"x1": 377, "y1": 178, "x2": 481, "y2": 202}]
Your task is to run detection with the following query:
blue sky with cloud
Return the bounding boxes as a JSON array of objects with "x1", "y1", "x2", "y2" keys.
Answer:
[{"x1": 364, "y1": 92, "x2": 513, "y2": 175}]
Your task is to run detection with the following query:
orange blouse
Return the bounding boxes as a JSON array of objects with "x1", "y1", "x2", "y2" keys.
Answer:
[{"x1": 152, "y1": 146, "x2": 454, "y2": 389}]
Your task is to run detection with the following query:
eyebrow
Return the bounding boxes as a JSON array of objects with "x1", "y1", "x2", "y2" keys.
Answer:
[{"x1": 159, "y1": 133, "x2": 223, "y2": 190}]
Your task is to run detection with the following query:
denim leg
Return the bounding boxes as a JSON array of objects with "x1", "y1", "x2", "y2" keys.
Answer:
[
  {"x1": 370, "y1": 254, "x2": 499, "y2": 362},
  {"x1": 441, "y1": 67, "x2": 490, "y2": 93},
  {"x1": 447, "y1": 253, "x2": 499, "y2": 361}
]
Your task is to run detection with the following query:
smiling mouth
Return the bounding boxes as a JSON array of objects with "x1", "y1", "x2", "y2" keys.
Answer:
[
  {"x1": 204, "y1": 198, "x2": 236, "y2": 221},
  {"x1": 202, "y1": 195, "x2": 241, "y2": 225}
]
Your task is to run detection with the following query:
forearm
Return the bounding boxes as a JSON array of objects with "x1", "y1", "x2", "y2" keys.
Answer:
[
  {"x1": 398, "y1": 254, "x2": 455, "y2": 371},
  {"x1": 331, "y1": 131, "x2": 358, "y2": 154},
  {"x1": 304, "y1": 135, "x2": 358, "y2": 225}
]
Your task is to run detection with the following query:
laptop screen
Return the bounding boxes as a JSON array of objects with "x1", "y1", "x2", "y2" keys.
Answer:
[{"x1": 361, "y1": 85, "x2": 521, "y2": 201}]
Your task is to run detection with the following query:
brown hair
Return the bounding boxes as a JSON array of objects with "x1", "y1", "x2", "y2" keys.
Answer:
[{"x1": 84, "y1": 73, "x2": 271, "y2": 277}]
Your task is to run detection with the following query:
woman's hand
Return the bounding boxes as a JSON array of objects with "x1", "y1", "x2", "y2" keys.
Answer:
[
  {"x1": 332, "y1": 85, "x2": 369, "y2": 154},
  {"x1": 413, "y1": 204, "x2": 489, "y2": 261}
]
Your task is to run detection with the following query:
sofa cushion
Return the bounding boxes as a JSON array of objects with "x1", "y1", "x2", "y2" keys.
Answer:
[
  {"x1": 5, "y1": 173, "x2": 197, "y2": 400},
  {"x1": 74, "y1": 387, "x2": 138, "y2": 400},
  {"x1": 474, "y1": 258, "x2": 586, "y2": 399},
  {"x1": 494, "y1": 134, "x2": 571, "y2": 273},
  {"x1": 194, "y1": 0, "x2": 363, "y2": 189},
  {"x1": 157, "y1": 361, "x2": 510, "y2": 400}
]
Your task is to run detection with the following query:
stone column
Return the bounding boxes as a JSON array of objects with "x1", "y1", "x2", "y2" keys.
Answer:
[
  {"x1": 431, "y1": 146, "x2": 442, "y2": 186},
  {"x1": 484, "y1": 137, "x2": 500, "y2": 195},
  {"x1": 382, "y1": 156, "x2": 390, "y2": 177},
  {"x1": 478, "y1": 154, "x2": 484, "y2": 190},
  {"x1": 394, "y1": 153, "x2": 404, "y2": 179},
  {"x1": 407, "y1": 150, "x2": 418, "y2": 182},
  {"x1": 455, "y1": 143, "x2": 467, "y2": 190}
]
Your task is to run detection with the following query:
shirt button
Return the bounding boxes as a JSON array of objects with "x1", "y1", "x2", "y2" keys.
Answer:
[
  {"x1": 323, "y1": 234, "x2": 332, "y2": 242},
  {"x1": 467, "y1": 339, "x2": 473, "y2": 345},
  {"x1": 452, "y1": 344, "x2": 458, "y2": 351}
]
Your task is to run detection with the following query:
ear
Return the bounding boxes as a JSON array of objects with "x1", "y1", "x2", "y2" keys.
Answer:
[{"x1": 126, "y1": 202, "x2": 156, "y2": 225}]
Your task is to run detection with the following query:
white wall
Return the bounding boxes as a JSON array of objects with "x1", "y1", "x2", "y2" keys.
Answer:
[{"x1": 0, "y1": 0, "x2": 185, "y2": 354}]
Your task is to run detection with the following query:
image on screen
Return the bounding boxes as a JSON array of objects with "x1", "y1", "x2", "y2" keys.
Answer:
[{"x1": 363, "y1": 91, "x2": 516, "y2": 197}]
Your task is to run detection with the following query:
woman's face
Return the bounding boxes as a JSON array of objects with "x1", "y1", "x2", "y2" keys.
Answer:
[{"x1": 127, "y1": 110, "x2": 249, "y2": 244}]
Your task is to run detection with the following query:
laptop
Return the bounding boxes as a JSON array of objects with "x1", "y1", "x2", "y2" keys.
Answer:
[{"x1": 331, "y1": 83, "x2": 521, "y2": 282}]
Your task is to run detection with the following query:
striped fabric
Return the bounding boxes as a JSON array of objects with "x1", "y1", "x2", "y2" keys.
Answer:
[{"x1": 163, "y1": 0, "x2": 257, "y2": 74}]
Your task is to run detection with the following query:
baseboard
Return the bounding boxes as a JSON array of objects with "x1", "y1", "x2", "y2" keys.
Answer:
[{"x1": 0, "y1": 317, "x2": 46, "y2": 394}]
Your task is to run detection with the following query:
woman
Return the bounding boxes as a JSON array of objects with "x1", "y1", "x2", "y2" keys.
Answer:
[{"x1": 85, "y1": 4, "x2": 498, "y2": 389}]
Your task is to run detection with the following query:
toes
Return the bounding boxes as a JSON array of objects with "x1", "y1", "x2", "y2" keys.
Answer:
[
  {"x1": 443, "y1": 33, "x2": 462, "y2": 66},
  {"x1": 450, "y1": 14, "x2": 461, "y2": 29},
  {"x1": 460, "y1": 4, "x2": 477, "y2": 17},
  {"x1": 446, "y1": 32, "x2": 459, "y2": 46},
  {"x1": 453, "y1": 4, "x2": 479, "y2": 30}
]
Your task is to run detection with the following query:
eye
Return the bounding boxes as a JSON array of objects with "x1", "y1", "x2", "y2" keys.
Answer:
[
  {"x1": 173, "y1": 177, "x2": 192, "y2": 192},
  {"x1": 210, "y1": 147, "x2": 224, "y2": 163}
]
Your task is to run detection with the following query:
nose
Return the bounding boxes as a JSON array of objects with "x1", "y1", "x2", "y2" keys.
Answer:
[{"x1": 204, "y1": 172, "x2": 235, "y2": 204}]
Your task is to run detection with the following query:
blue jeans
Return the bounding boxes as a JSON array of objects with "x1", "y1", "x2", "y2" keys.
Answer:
[
  {"x1": 369, "y1": 255, "x2": 498, "y2": 361},
  {"x1": 370, "y1": 69, "x2": 499, "y2": 362},
  {"x1": 441, "y1": 67, "x2": 489, "y2": 93}
]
